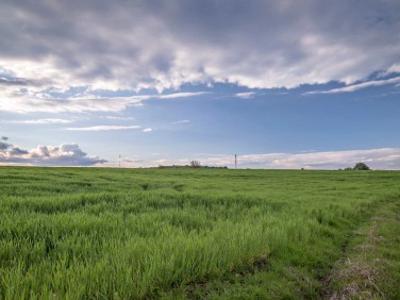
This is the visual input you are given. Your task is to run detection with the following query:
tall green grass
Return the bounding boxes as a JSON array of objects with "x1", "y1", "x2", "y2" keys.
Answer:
[{"x1": 0, "y1": 167, "x2": 399, "y2": 298}]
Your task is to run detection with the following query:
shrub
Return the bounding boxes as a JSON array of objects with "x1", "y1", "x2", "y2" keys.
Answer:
[{"x1": 190, "y1": 160, "x2": 201, "y2": 168}]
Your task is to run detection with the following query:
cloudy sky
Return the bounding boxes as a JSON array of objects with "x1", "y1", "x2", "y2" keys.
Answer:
[{"x1": 1, "y1": 0, "x2": 400, "y2": 169}]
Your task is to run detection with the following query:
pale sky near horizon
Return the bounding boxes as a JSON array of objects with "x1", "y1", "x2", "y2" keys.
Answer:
[{"x1": 1, "y1": 0, "x2": 400, "y2": 169}]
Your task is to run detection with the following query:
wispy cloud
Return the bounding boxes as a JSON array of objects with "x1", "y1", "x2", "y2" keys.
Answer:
[
  {"x1": 172, "y1": 119, "x2": 190, "y2": 124},
  {"x1": 142, "y1": 128, "x2": 153, "y2": 132},
  {"x1": 157, "y1": 92, "x2": 208, "y2": 100},
  {"x1": 0, "y1": 91, "x2": 208, "y2": 114},
  {"x1": 102, "y1": 116, "x2": 135, "y2": 121},
  {"x1": 8, "y1": 118, "x2": 73, "y2": 124},
  {"x1": 65, "y1": 125, "x2": 141, "y2": 131},
  {"x1": 235, "y1": 92, "x2": 256, "y2": 99},
  {"x1": 304, "y1": 76, "x2": 400, "y2": 95}
]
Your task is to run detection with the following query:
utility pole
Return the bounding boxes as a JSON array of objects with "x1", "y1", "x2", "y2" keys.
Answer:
[{"x1": 234, "y1": 154, "x2": 238, "y2": 169}]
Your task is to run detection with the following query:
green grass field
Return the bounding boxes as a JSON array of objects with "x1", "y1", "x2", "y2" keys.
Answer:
[{"x1": 0, "y1": 167, "x2": 399, "y2": 299}]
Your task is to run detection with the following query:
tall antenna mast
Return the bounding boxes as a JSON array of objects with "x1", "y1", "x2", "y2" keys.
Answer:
[{"x1": 234, "y1": 154, "x2": 238, "y2": 169}]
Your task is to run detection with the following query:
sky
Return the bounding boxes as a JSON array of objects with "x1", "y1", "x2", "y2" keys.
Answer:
[{"x1": 1, "y1": 0, "x2": 400, "y2": 169}]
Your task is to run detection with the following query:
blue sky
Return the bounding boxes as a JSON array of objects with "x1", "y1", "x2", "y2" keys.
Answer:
[{"x1": 1, "y1": 0, "x2": 400, "y2": 169}]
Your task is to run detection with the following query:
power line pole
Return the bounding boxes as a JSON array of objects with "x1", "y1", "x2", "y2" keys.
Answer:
[{"x1": 234, "y1": 154, "x2": 238, "y2": 169}]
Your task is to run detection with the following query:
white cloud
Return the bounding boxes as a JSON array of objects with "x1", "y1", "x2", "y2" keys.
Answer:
[
  {"x1": 65, "y1": 125, "x2": 141, "y2": 131},
  {"x1": 158, "y1": 92, "x2": 208, "y2": 99},
  {"x1": 235, "y1": 92, "x2": 256, "y2": 99},
  {"x1": 0, "y1": 0, "x2": 399, "y2": 113},
  {"x1": 305, "y1": 76, "x2": 400, "y2": 95},
  {"x1": 142, "y1": 128, "x2": 153, "y2": 132},
  {"x1": 8, "y1": 118, "x2": 73, "y2": 124},
  {"x1": 102, "y1": 115, "x2": 135, "y2": 121},
  {"x1": 172, "y1": 119, "x2": 190, "y2": 124},
  {"x1": 109, "y1": 148, "x2": 400, "y2": 170},
  {"x1": 387, "y1": 64, "x2": 400, "y2": 74},
  {"x1": 0, "y1": 91, "x2": 207, "y2": 114},
  {"x1": 0, "y1": 141, "x2": 105, "y2": 166},
  {"x1": 208, "y1": 148, "x2": 400, "y2": 169},
  {"x1": 2, "y1": 141, "x2": 400, "y2": 169},
  {"x1": 0, "y1": 95, "x2": 140, "y2": 114}
]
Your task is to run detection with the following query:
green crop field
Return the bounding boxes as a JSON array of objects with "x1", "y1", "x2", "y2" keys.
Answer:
[{"x1": 0, "y1": 167, "x2": 399, "y2": 299}]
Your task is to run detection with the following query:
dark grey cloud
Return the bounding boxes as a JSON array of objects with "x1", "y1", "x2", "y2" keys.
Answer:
[
  {"x1": 0, "y1": 77, "x2": 30, "y2": 86},
  {"x1": 0, "y1": 141, "x2": 10, "y2": 150},
  {"x1": 0, "y1": 140, "x2": 106, "y2": 166},
  {"x1": 8, "y1": 147, "x2": 29, "y2": 156},
  {"x1": 0, "y1": 0, "x2": 399, "y2": 111}
]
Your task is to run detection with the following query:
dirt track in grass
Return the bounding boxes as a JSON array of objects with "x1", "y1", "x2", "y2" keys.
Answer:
[{"x1": 323, "y1": 199, "x2": 400, "y2": 300}]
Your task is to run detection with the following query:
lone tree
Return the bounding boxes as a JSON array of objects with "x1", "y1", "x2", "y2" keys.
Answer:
[
  {"x1": 190, "y1": 160, "x2": 201, "y2": 168},
  {"x1": 353, "y1": 162, "x2": 370, "y2": 170}
]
